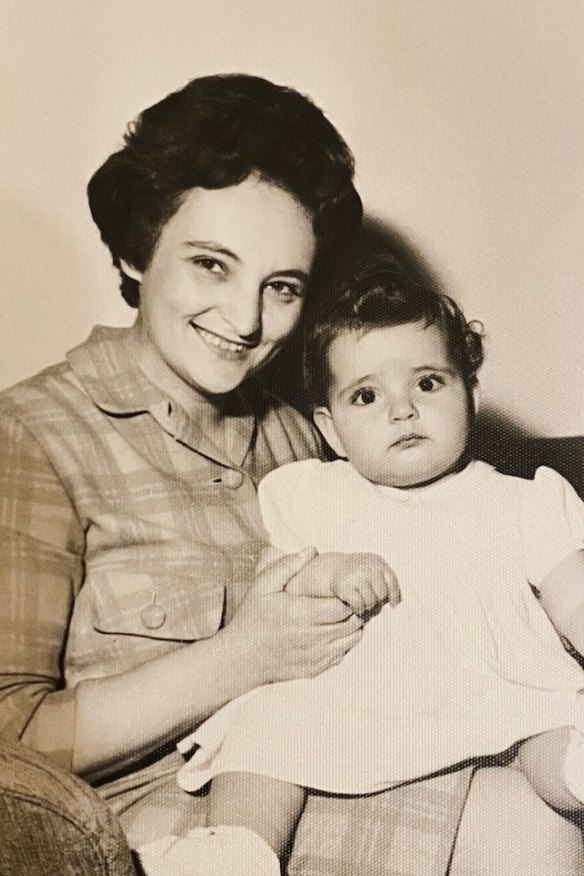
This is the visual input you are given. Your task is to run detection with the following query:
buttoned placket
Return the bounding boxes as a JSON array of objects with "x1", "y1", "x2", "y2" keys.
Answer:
[
  {"x1": 67, "y1": 327, "x2": 260, "y2": 639},
  {"x1": 139, "y1": 398, "x2": 255, "y2": 630},
  {"x1": 149, "y1": 397, "x2": 252, "y2": 487}
]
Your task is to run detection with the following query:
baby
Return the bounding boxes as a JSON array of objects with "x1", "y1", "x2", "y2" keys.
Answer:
[{"x1": 141, "y1": 256, "x2": 584, "y2": 875}]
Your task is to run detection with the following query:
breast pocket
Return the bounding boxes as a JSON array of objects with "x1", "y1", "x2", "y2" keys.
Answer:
[{"x1": 89, "y1": 550, "x2": 233, "y2": 642}]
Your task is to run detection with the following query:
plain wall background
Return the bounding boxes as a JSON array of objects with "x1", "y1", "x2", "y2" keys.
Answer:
[{"x1": 1, "y1": 0, "x2": 582, "y2": 436}]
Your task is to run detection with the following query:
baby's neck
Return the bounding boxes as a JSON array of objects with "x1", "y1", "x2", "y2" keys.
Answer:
[{"x1": 376, "y1": 452, "x2": 473, "y2": 491}]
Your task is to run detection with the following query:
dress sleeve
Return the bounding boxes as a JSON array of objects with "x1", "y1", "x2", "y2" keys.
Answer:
[
  {"x1": 0, "y1": 409, "x2": 84, "y2": 770},
  {"x1": 521, "y1": 466, "x2": 584, "y2": 588},
  {"x1": 257, "y1": 460, "x2": 322, "y2": 554}
]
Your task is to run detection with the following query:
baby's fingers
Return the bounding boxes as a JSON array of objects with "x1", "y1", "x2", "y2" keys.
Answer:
[
  {"x1": 384, "y1": 566, "x2": 401, "y2": 607},
  {"x1": 350, "y1": 554, "x2": 399, "y2": 608},
  {"x1": 354, "y1": 580, "x2": 380, "y2": 615},
  {"x1": 353, "y1": 565, "x2": 394, "y2": 611}
]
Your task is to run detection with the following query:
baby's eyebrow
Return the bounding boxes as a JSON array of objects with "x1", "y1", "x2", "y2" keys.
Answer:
[{"x1": 335, "y1": 373, "x2": 377, "y2": 399}]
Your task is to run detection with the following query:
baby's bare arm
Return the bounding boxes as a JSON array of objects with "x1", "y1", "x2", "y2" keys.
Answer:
[
  {"x1": 538, "y1": 549, "x2": 584, "y2": 654},
  {"x1": 284, "y1": 550, "x2": 400, "y2": 616}
]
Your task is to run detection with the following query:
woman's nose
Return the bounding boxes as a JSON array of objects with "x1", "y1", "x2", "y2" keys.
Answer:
[{"x1": 223, "y1": 288, "x2": 262, "y2": 343}]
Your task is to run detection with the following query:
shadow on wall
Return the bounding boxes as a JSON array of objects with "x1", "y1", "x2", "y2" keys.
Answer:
[
  {"x1": 264, "y1": 214, "x2": 584, "y2": 491},
  {"x1": 265, "y1": 214, "x2": 445, "y2": 414},
  {"x1": 357, "y1": 218, "x2": 564, "y2": 449},
  {"x1": 267, "y1": 213, "x2": 521, "y2": 424},
  {"x1": 354, "y1": 214, "x2": 446, "y2": 293}
]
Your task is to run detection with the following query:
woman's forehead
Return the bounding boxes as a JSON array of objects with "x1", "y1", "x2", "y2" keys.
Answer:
[{"x1": 161, "y1": 177, "x2": 316, "y2": 265}]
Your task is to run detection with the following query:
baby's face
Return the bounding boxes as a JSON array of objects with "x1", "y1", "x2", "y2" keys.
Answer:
[{"x1": 314, "y1": 321, "x2": 472, "y2": 488}]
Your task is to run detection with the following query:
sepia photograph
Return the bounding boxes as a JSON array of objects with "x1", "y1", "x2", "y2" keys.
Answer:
[{"x1": 1, "y1": 2, "x2": 583, "y2": 874}]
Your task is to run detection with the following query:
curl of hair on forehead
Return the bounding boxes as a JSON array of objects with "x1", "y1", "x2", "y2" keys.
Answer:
[{"x1": 303, "y1": 254, "x2": 484, "y2": 408}]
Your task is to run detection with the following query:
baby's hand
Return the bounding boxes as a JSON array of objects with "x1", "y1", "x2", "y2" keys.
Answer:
[{"x1": 331, "y1": 553, "x2": 399, "y2": 618}]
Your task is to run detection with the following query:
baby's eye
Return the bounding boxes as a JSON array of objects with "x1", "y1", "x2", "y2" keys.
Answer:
[
  {"x1": 417, "y1": 374, "x2": 444, "y2": 393},
  {"x1": 191, "y1": 257, "x2": 226, "y2": 275},
  {"x1": 351, "y1": 387, "x2": 377, "y2": 406},
  {"x1": 264, "y1": 280, "x2": 304, "y2": 301}
]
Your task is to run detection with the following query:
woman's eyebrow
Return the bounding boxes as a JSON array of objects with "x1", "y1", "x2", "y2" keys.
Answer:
[
  {"x1": 183, "y1": 243, "x2": 308, "y2": 281},
  {"x1": 265, "y1": 269, "x2": 309, "y2": 282},
  {"x1": 183, "y1": 240, "x2": 239, "y2": 260},
  {"x1": 412, "y1": 365, "x2": 456, "y2": 376}
]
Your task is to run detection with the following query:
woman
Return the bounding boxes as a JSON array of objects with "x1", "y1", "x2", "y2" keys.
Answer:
[{"x1": 0, "y1": 74, "x2": 580, "y2": 875}]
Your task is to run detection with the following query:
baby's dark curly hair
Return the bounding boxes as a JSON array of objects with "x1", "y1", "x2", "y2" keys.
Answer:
[
  {"x1": 303, "y1": 253, "x2": 484, "y2": 408},
  {"x1": 87, "y1": 73, "x2": 362, "y2": 307}
]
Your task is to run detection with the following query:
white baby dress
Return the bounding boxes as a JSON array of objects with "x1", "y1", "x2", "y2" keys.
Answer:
[{"x1": 178, "y1": 460, "x2": 584, "y2": 795}]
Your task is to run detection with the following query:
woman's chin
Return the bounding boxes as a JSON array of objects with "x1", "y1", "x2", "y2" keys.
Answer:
[{"x1": 185, "y1": 369, "x2": 253, "y2": 398}]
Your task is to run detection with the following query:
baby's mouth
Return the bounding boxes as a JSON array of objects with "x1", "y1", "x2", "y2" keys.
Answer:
[
  {"x1": 190, "y1": 323, "x2": 250, "y2": 354},
  {"x1": 391, "y1": 434, "x2": 426, "y2": 448}
]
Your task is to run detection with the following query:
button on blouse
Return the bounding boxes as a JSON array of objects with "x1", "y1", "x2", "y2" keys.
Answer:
[{"x1": 219, "y1": 469, "x2": 245, "y2": 489}]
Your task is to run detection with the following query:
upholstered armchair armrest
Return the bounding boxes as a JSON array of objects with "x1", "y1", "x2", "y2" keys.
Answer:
[{"x1": 0, "y1": 734, "x2": 136, "y2": 875}]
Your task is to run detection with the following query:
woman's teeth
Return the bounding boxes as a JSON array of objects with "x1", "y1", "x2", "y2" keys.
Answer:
[{"x1": 193, "y1": 325, "x2": 246, "y2": 353}]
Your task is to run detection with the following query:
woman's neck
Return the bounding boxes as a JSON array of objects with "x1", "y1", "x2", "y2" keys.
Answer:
[{"x1": 127, "y1": 322, "x2": 227, "y2": 425}]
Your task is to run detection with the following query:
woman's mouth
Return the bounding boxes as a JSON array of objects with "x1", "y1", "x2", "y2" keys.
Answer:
[{"x1": 190, "y1": 323, "x2": 249, "y2": 354}]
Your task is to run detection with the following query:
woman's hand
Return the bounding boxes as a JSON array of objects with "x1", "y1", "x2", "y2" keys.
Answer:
[{"x1": 221, "y1": 549, "x2": 365, "y2": 686}]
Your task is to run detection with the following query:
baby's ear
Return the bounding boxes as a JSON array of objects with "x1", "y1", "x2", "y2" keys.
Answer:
[{"x1": 313, "y1": 407, "x2": 347, "y2": 459}]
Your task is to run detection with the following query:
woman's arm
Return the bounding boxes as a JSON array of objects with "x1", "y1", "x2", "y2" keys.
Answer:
[
  {"x1": 0, "y1": 410, "x2": 82, "y2": 771},
  {"x1": 71, "y1": 549, "x2": 364, "y2": 781},
  {"x1": 0, "y1": 410, "x2": 362, "y2": 782}
]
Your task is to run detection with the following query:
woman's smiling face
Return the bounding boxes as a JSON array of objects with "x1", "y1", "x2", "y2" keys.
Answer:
[{"x1": 125, "y1": 175, "x2": 316, "y2": 396}]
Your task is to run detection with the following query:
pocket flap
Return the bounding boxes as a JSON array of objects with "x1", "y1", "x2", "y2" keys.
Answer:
[{"x1": 90, "y1": 552, "x2": 232, "y2": 641}]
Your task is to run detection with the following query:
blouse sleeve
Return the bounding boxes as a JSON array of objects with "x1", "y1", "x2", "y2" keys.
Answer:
[
  {"x1": 521, "y1": 466, "x2": 584, "y2": 588},
  {"x1": 0, "y1": 409, "x2": 84, "y2": 769},
  {"x1": 257, "y1": 460, "x2": 323, "y2": 554}
]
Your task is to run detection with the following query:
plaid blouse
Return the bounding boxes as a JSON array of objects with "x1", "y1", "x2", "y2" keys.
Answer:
[
  {"x1": 0, "y1": 326, "x2": 320, "y2": 763},
  {"x1": 0, "y1": 325, "x2": 472, "y2": 874}
]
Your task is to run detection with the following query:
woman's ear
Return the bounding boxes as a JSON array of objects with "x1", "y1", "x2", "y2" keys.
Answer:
[
  {"x1": 313, "y1": 407, "x2": 347, "y2": 459},
  {"x1": 120, "y1": 259, "x2": 143, "y2": 284}
]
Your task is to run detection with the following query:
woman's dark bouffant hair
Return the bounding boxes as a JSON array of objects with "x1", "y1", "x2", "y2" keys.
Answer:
[
  {"x1": 87, "y1": 73, "x2": 362, "y2": 307},
  {"x1": 304, "y1": 253, "x2": 485, "y2": 408}
]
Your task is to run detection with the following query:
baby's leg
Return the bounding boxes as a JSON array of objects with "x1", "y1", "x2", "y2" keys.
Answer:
[
  {"x1": 518, "y1": 726, "x2": 584, "y2": 813},
  {"x1": 450, "y1": 765, "x2": 583, "y2": 876},
  {"x1": 137, "y1": 772, "x2": 305, "y2": 876},
  {"x1": 208, "y1": 771, "x2": 307, "y2": 859}
]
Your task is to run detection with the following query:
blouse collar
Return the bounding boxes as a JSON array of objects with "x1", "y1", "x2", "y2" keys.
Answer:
[{"x1": 67, "y1": 325, "x2": 257, "y2": 468}]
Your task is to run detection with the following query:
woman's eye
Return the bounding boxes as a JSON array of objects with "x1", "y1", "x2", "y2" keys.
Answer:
[
  {"x1": 351, "y1": 387, "x2": 377, "y2": 406},
  {"x1": 417, "y1": 375, "x2": 443, "y2": 393},
  {"x1": 192, "y1": 257, "x2": 225, "y2": 275},
  {"x1": 264, "y1": 280, "x2": 303, "y2": 301}
]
